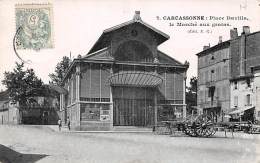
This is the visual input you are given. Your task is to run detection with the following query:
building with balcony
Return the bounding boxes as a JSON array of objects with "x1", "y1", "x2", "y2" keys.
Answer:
[{"x1": 60, "y1": 11, "x2": 189, "y2": 130}]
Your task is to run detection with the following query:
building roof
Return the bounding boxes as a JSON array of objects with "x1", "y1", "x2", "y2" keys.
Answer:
[
  {"x1": 0, "y1": 90, "x2": 9, "y2": 101},
  {"x1": 195, "y1": 40, "x2": 230, "y2": 57},
  {"x1": 62, "y1": 12, "x2": 188, "y2": 84},
  {"x1": 87, "y1": 11, "x2": 169, "y2": 54},
  {"x1": 84, "y1": 47, "x2": 114, "y2": 61},
  {"x1": 196, "y1": 30, "x2": 260, "y2": 57},
  {"x1": 84, "y1": 47, "x2": 185, "y2": 66},
  {"x1": 157, "y1": 50, "x2": 184, "y2": 66}
]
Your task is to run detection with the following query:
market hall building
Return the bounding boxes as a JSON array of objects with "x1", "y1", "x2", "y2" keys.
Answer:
[{"x1": 60, "y1": 11, "x2": 189, "y2": 130}]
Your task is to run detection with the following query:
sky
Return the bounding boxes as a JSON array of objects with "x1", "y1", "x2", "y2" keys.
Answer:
[{"x1": 0, "y1": 0, "x2": 260, "y2": 91}]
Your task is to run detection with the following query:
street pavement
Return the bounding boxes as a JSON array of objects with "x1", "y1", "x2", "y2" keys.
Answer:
[{"x1": 0, "y1": 125, "x2": 259, "y2": 163}]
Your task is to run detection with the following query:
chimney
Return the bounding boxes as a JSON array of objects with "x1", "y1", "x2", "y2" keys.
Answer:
[
  {"x1": 240, "y1": 28, "x2": 247, "y2": 76},
  {"x1": 218, "y1": 36, "x2": 223, "y2": 43},
  {"x1": 133, "y1": 11, "x2": 141, "y2": 21},
  {"x1": 242, "y1": 26, "x2": 250, "y2": 34},
  {"x1": 230, "y1": 28, "x2": 238, "y2": 39},
  {"x1": 203, "y1": 44, "x2": 210, "y2": 50}
]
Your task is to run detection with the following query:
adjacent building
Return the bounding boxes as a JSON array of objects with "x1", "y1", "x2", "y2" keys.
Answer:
[
  {"x1": 229, "y1": 27, "x2": 260, "y2": 122},
  {"x1": 196, "y1": 26, "x2": 260, "y2": 122},
  {"x1": 196, "y1": 37, "x2": 230, "y2": 122},
  {"x1": 0, "y1": 85, "x2": 61, "y2": 125},
  {"x1": 0, "y1": 91, "x2": 20, "y2": 124},
  {"x1": 253, "y1": 66, "x2": 260, "y2": 121},
  {"x1": 60, "y1": 11, "x2": 189, "y2": 130}
]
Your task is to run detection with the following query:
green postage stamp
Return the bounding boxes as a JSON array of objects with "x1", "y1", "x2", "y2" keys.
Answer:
[{"x1": 15, "y1": 4, "x2": 53, "y2": 50}]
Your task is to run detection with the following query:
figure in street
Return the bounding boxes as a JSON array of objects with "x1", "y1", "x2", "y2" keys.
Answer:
[
  {"x1": 67, "y1": 117, "x2": 70, "y2": 130},
  {"x1": 58, "y1": 119, "x2": 62, "y2": 131}
]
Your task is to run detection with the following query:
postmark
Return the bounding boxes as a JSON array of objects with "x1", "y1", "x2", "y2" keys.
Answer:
[{"x1": 15, "y1": 4, "x2": 53, "y2": 51}]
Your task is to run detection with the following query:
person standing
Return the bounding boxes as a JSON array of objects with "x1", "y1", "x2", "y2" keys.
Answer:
[
  {"x1": 67, "y1": 117, "x2": 70, "y2": 130},
  {"x1": 58, "y1": 119, "x2": 62, "y2": 131}
]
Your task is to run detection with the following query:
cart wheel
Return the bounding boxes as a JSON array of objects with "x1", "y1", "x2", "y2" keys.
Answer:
[
  {"x1": 194, "y1": 114, "x2": 216, "y2": 137},
  {"x1": 183, "y1": 122, "x2": 198, "y2": 137}
]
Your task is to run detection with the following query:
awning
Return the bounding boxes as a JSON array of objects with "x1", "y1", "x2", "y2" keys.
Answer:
[
  {"x1": 228, "y1": 106, "x2": 255, "y2": 115},
  {"x1": 108, "y1": 71, "x2": 163, "y2": 87}
]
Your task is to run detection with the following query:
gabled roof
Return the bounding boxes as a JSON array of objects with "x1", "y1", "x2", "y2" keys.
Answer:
[
  {"x1": 88, "y1": 11, "x2": 169, "y2": 54},
  {"x1": 157, "y1": 50, "x2": 184, "y2": 66},
  {"x1": 84, "y1": 47, "x2": 114, "y2": 61},
  {"x1": 84, "y1": 48, "x2": 185, "y2": 66}
]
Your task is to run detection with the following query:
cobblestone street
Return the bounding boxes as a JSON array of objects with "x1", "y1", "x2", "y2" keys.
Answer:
[{"x1": 0, "y1": 125, "x2": 259, "y2": 163}]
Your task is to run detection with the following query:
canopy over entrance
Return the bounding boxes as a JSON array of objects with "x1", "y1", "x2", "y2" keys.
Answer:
[
  {"x1": 108, "y1": 71, "x2": 163, "y2": 87},
  {"x1": 228, "y1": 106, "x2": 255, "y2": 115}
]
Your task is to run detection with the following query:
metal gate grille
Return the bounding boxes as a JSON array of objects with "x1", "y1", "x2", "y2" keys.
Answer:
[{"x1": 113, "y1": 87, "x2": 154, "y2": 126}]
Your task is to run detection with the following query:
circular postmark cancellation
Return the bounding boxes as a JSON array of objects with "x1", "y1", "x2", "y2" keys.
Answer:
[{"x1": 15, "y1": 4, "x2": 54, "y2": 51}]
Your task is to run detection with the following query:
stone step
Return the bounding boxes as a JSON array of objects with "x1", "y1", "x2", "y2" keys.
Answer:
[{"x1": 113, "y1": 126, "x2": 152, "y2": 132}]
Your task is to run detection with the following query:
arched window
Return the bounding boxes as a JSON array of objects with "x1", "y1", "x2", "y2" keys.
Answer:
[{"x1": 114, "y1": 40, "x2": 153, "y2": 62}]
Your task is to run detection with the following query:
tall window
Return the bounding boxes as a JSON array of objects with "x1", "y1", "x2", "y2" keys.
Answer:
[
  {"x1": 246, "y1": 79, "x2": 251, "y2": 88},
  {"x1": 234, "y1": 96, "x2": 238, "y2": 107},
  {"x1": 211, "y1": 69, "x2": 215, "y2": 81},
  {"x1": 246, "y1": 94, "x2": 251, "y2": 106},
  {"x1": 234, "y1": 81, "x2": 238, "y2": 90}
]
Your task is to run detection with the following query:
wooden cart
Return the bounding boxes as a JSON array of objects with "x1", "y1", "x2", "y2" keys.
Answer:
[
  {"x1": 154, "y1": 114, "x2": 216, "y2": 137},
  {"x1": 154, "y1": 114, "x2": 260, "y2": 137}
]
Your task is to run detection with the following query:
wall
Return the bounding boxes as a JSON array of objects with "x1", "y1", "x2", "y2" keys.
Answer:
[
  {"x1": 80, "y1": 63, "x2": 111, "y2": 100},
  {"x1": 230, "y1": 79, "x2": 254, "y2": 110},
  {"x1": 157, "y1": 68, "x2": 184, "y2": 104},
  {"x1": 245, "y1": 33, "x2": 260, "y2": 74},
  {"x1": 230, "y1": 38, "x2": 241, "y2": 78},
  {"x1": 76, "y1": 63, "x2": 112, "y2": 130},
  {"x1": 67, "y1": 103, "x2": 80, "y2": 130},
  {"x1": 197, "y1": 47, "x2": 230, "y2": 117},
  {"x1": 230, "y1": 32, "x2": 260, "y2": 78},
  {"x1": 254, "y1": 71, "x2": 260, "y2": 121},
  {"x1": 0, "y1": 102, "x2": 20, "y2": 125},
  {"x1": 111, "y1": 23, "x2": 157, "y2": 61}
]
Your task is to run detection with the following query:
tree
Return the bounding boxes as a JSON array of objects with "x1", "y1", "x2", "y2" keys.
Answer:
[
  {"x1": 186, "y1": 76, "x2": 197, "y2": 115},
  {"x1": 187, "y1": 76, "x2": 197, "y2": 93},
  {"x1": 2, "y1": 62, "x2": 43, "y2": 105},
  {"x1": 49, "y1": 56, "x2": 70, "y2": 86}
]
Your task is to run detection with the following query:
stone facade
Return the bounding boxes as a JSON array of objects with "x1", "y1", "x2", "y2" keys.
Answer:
[
  {"x1": 254, "y1": 68, "x2": 260, "y2": 121},
  {"x1": 0, "y1": 101, "x2": 20, "y2": 125},
  {"x1": 197, "y1": 42, "x2": 230, "y2": 121},
  {"x1": 197, "y1": 26, "x2": 260, "y2": 122}
]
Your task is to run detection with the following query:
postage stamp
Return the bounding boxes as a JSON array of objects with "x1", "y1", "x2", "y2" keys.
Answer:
[{"x1": 15, "y1": 4, "x2": 53, "y2": 50}]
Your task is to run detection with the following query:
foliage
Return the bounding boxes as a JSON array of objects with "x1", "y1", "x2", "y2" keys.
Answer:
[
  {"x1": 1, "y1": 62, "x2": 43, "y2": 105},
  {"x1": 49, "y1": 56, "x2": 70, "y2": 86},
  {"x1": 187, "y1": 76, "x2": 197, "y2": 93},
  {"x1": 186, "y1": 76, "x2": 197, "y2": 115}
]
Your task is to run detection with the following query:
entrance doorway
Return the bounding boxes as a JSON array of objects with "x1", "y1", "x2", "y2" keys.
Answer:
[{"x1": 113, "y1": 87, "x2": 155, "y2": 126}]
